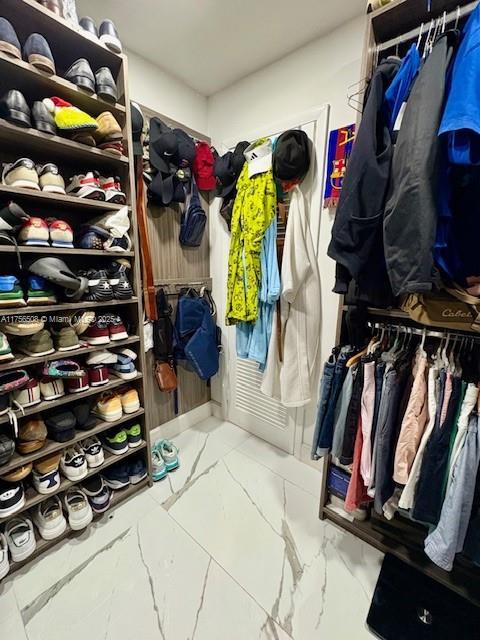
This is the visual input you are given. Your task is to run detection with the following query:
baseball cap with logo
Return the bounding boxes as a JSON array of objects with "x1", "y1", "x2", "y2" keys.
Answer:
[
  {"x1": 244, "y1": 138, "x2": 273, "y2": 178},
  {"x1": 149, "y1": 117, "x2": 178, "y2": 173},
  {"x1": 193, "y1": 142, "x2": 216, "y2": 191}
]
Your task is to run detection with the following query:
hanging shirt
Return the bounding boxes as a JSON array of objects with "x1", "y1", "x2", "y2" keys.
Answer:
[
  {"x1": 226, "y1": 162, "x2": 276, "y2": 325},
  {"x1": 236, "y1": 216, "x2": 280, "y2": 370},
  {"x1": 439, "y1": 4, "x2": 480, "y2": 164},
  {"x1": 383, "y1": 43, "x2": 420, "y2": 132}
]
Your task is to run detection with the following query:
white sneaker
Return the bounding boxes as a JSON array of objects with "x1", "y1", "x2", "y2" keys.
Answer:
[
  {"x1": 40, "y1": 378, "x2": 65, "y2": 401},
  {"x1": 32, "y1": 496, "x2": 67, "y2": 541},
  {"x1": 81, "y1": 436, "x2": 104, "y2": 468},
  {"x1": 0, "y1": 533, "x2": 9, "y2": 580},
  {"x1": 66, "y1": 172, "x2": 105, "y2": 200},
  {"x1": 60, "y1": 445, "x2": 88, "y2": 481},
  {"x1": 86, "y1": 349, "x2": 117, "y2": 365},
  {"x1": 32, "y1": 468, "x2": 61, "y2": 495},
  {"x1": 5, "y1": 517, "x2": 36, "y2": 562},
  {"x1": 100, "y1": 177, "x2": 126, "y2": 204},
  {"x1": 63, "y1": 488, "x2": 93, "y2": 530}
]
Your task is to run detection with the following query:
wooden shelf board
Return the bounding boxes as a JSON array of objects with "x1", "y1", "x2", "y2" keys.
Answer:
[
  {"x1": 0, "y1": 52, "x2": 125, "y2": 119},
  {"x1": 0, "y1": 184, "x2": 127, "y2": 213},
  {"x1": 0, "y1": 119, "x2": 128, "y2": 168},
  {"x1": 0, "y1": 442, "x2": 147, "y2": 524},
  {"x1": 323, "y1": 505, "x2": 480, "y2": 606},
  {"x1": 0, "y1": 335, "x2": 139, "y2": 372},
  {"x1": 0, "y1": 298, "x2": 138, "y2": 318},
  {"x1": 0, "y1": 246, "x2": 134, "y2": 257},
  {"x1": 8, "y1": 477, "x2": 149, "y2": 575},
  {"x1": 0, "y1": 408, "x2": 145, "y2": 475},
  {"x1": 0, "y1": 373, "x2": 143, "y2": 425}
]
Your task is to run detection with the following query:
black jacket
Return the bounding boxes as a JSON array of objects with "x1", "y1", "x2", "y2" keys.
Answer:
[{"x1": 328, "y1": 57, "x2": 400, "y2": 298}]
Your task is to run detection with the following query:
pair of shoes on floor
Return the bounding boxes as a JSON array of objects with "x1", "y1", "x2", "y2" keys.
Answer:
[
  {"x1": 2, "y1": 159, "x2": 65, "y2": 194},
  {"x1": 152, "y1": 439, "x2": 179, "y2": 481},
  {"x1": 0, "y1": 18, "x2": 56, "y2": 75}
]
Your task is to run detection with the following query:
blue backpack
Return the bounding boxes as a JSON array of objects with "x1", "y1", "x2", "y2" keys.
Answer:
[{"x1": 179, "y1": 178, "x2": 207, "y2": 247}]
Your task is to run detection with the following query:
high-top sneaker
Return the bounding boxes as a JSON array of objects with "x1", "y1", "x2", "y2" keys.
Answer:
[
  {"x1": 107, "y1": 263, "x2": 132, "y2": 300},
  {"x1": 81, "y1": 269, "x2": 113, "y2": 302}
]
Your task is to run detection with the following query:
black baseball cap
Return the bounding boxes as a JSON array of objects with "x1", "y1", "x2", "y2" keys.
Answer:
[
  {"x1": 149, "y1": 117, "x2": 178, "y2": 174},
  {"x1": 214, "y1": 151, "x2": 236, "y2": 198},
  {"x1": 273, "y1": 130, "x2": 310, "y2": 181},
  {"x1": 231, "y1": 141, "x2": 249, "y2": 177},
  {"x1": 130, "y1": 102, "x2": 144, "y2": 157}
]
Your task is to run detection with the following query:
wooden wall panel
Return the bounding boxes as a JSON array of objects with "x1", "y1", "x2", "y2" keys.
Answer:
[{"x1": 137, "y1": 103, "x2": 212, "y2": 431}]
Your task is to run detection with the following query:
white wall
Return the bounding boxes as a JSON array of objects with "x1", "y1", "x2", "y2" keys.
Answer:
[
  {"x1": 127, "y1": 50, "x2": 208, "y2": 134},
  {"x1": 207, "y1": 15, "x2": 366, "y2": 455}
]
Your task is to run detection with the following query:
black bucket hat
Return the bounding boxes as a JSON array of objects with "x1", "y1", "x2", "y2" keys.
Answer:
[
  {"x1": 214, "y1": 151, "x2": 236, "y2": 198},
  {"x1": 149, "y1": 117, "x2": 178, "y2": 173},
  {"x1": 273, "y1": 130, "x2": 311, "y2": 181},
  {"x1": 130, "y1": 102, "x2": 144, "y2": 157},
  {"x1": 231, "y1": 141, "x2": 249, "y2": 177}
]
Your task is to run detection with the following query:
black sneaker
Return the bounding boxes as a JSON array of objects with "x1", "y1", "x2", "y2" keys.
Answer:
[
  {"x1": 0, "y1": 480, "x2": 25, "y2": 518},
  {"x1": 82, "y1": 269, "x2": 114, "y2": 302},
  {"x1": 107, "y1": 264, "x2": 133, "y2": 300}
]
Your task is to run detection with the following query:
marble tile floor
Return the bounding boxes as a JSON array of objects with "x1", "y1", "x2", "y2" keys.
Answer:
[{"x1": 0, "y1": 417, "x2": 383, "y2": 640}]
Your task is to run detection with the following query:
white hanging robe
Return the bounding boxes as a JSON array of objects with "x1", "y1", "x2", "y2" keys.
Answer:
[{"x1": 261, "y1": 185, "x2": 321, "y2": 407}]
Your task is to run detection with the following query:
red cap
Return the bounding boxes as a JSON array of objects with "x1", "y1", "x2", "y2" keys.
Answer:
[{"x1": 193, "y1": 142, "x2": 216, "y2": 191}]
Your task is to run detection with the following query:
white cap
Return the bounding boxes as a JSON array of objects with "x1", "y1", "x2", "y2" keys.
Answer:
[{"x1": 244, "y1": 138, "x2": 272, "y2": 178}]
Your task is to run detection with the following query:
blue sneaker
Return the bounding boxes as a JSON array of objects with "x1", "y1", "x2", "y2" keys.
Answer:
[
  {"x1": 108, "y1": 351, "x2": 137, "y2": 381},
  {"x1": 155, "y1": 440, "x2": 179, "y2": 472},
  {"x1": 102, "y1": 463, "x2": 129, "y2": 490},
  {"x1": 152, "y1": 448, "x2": 167, "y2": 482},
  {"x1": 26, "y1": 275, "x2": 56, "y2": 305},
  {"x1": 0, "y1": 275, "x2": 25, "y2": 308},
  {"x1": 127, "y1": 457, "x2": 147, "y2": 485}
]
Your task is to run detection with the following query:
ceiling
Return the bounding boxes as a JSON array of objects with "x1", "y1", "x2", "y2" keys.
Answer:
[{"x1": 76, "y1": 0, "x2": 365, "y2": 95}]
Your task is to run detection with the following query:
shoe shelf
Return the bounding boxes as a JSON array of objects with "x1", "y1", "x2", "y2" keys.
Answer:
[
  {"x1": 0, "y1": 185, "x2": 128, "y2": 213},
  {"x1": 0, "y1": 53, "x2": 126, "y2": 121},
  {"x1": 0, "y1": 441, "x2": 147, "y2": 524},
  {"x1": 0, "y1": 298, "x2": 139, "y2": 318},
  {"x1": 0, "y1": 246, "x2": 134, "y2": 258},
  {"x1": 0, "y1": 335, "x2": 140, "y2": 373},
  {"x1": 0, "y1": 118, "x2": 128, "y2": 169},
  {"x1": 8, "y1": 477, "x2": 149, "y2": 576},
  {"x1": 0, "y1": 373, "x2": 143, "y2": 425},
  {"x1": 0, "y1": 408, "x2": 145, "y2": 475},
  {"x1": 2, "y1": 0, "x2": 123, "y2": 70}
]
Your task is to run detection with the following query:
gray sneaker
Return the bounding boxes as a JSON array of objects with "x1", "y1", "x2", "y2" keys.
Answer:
[
  {"x1": 17, "y1": 329, "x2": 54, "y2": 357},
  {"x1": 51, "y1": 326, "x2": 80, "y2": 352}
]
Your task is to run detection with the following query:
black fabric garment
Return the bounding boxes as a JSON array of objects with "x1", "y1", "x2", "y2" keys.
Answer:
[
  {"x1": 328, "y1": 57, "x2": 400, "y2": 297},
  {"x1": 370, "y1": 360, "x2": 386, "y2": 453},
  {"x1": 374, "y1": 355, "x2": 411, "y2": 515},
  {"x1": 340, "y1": 360, "x2": 365, "y2": 466},
  {"x1": 383, "y1": 31, "x2": 457, "y2": 296},
  {"x1": 412, "y1": 376, "x2": 463, "y2": 526}
]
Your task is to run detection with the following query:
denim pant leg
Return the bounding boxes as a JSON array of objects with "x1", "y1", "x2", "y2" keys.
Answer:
[
  {"x1": 311, "y1": 358, "x2": 336, "y2": 459},
  {"x1": 331, "y1": 367, "x2": 355, "y2": 459},
  {"x1": 316, "y1": 354, "x2": 349, "y2": 457}
]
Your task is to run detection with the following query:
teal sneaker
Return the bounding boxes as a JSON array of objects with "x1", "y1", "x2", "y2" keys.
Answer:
[
  {"x1": 0, "y1": 332, "x2": 13, "y2": 361},
  {"x1": 152, "y1": 448, "x2": 167, "y2": 482},
  {"x1": 156, "y1": 439, "x2": 179, "y2": 472}
]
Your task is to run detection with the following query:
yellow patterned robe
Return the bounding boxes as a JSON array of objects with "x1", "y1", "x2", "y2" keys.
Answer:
[{"x1": 226, "y1": 162, "x2": 277, "y2": 325}]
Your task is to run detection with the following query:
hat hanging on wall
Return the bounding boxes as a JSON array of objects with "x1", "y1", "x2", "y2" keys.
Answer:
[
  {"x1": 231, "y1": 141, "x2": 250, "y2": 177},
  {"x1": 273, "y1": 129, "x2": 310, "y2": 183},
  {"x1": 244, "y1": 138, "x2": 273, "y2": 178},
  {"x1": 173, "y1": 128, "x2": 196, "y2": 168},
  {"x1": 214, "y1": 151, "x2": 236, "y2": 198},
  {"x1": 193, "y1": 142, "x2": 217, "y2": 191},
  {"x1": 149, "y1": 117, "x2": 178, "y2": 173},
  {"x1": 130, "y1": 102, "x2": 144, "y2": 157}
]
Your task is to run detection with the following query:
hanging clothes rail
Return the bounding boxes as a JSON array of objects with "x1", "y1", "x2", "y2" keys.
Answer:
[
  {"x1": 367, "y1": 321, "x2": 480, "y2": 342},
  {"x1": 377, "y1": 1, "x2": 477, "y2": 52}
]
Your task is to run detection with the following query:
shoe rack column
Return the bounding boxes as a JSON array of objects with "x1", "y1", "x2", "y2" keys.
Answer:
[{"x1": 0, "y1": 0, "x2": 151, "y2": 577}]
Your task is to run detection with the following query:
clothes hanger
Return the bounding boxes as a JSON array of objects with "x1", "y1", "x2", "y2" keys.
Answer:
[
  {"x1": 416, "y1": 23, "x2": 425, "y2": 50},
  {"x1": 423, "y1": 19, "x2": 435, "y2": 59},
  {"x1": 455, "y1": 6, "x2": 461, "y2": 31}
]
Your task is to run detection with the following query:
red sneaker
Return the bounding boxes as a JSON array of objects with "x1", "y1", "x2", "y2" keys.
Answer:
[
  {"x1": 66, "y1": 373, "x2": 90, "y2": 394},
  {"x1": 84, "y1": 318, "x2": 110, "y2": 345},
  {"x1": 88, "y1": 365, "x2": 109, "y2": 387},
  {"x1": 108, "y1": 316, "x2": 128, "y2": 341}
]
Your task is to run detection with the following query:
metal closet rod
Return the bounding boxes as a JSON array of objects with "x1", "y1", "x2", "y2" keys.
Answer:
[
  {"x1": 377, "y1": 1, "x2": 477, "y2": 52},
  {"x1": 367, "y1": 321, "x2": 480, "y2": 342}
]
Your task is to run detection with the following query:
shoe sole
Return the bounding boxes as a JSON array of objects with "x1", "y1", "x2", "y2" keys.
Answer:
[
  {"x1": 66, "y1": 386, "x2": 90, "y2": 393},
  {"x1": 36, "y1": 516, "x2": 67, "y2": 541},
  {"x1": 122, "y1": 401, "x2": 140, "y2": 414},
  {"x1": 57, "y1": 344, "x2": 81, "y2": 352},
  {"x1": 61, "y1": 466, "x2": 88, "y2": 481},
  {"x1": 0, "y1": 298, "x2": 27, "y2": 308},
  {"x1": 68, "y1": 76, "x2": 95, "y2": 94},
  {"x1": 166, "y1": 460, "x2": 180, "y2": 472},
  {"x1": 41, "y1": 393, "x2": 64, "y2": 401},
  {"x1": 18, "y1": 347, "x2": 55, "y2": 357},
  {"x1": 68, "y1": 510, "x2": 93, "y2": 531},
  {"x1": 92, "y1": 409, "x2": 123, "y2": 422},
  {"x1": 153, "y1": 469, "x2": 168, "y2": 481},
  {"x1": 86, "y1": 336, "x2": 110, "y2": 345},
  {"x1": 104, "y1": 478, "x2": 129, "y2": 490},
  {"x1": 35, "y1": 121, "x2": 56, "y2": 135},
  {"x1": 105, "y1": 193, "x2": 127, "y2": 205},
  {"x1": 110, "y1": 370, "x2": 137, "y2": 380},
  {"x1": 96, "y1": 86, "x2": 117, "y2": 103},
  {"x1": 67, "y1": 186, "x2": 105, "y2": 200},
  {"x1": 42, "y1": 185, "x2": 66, "y2": 195},
  {"x1": 102, "y1": 443, "x2": 128, "y2": 456},
  {"x1": 110, "y1": 332, "x2": 128, "y2": 341},
  {"x1": 2, "y1": 108, "x2": 31, "y2": 128},
  {"x1": 99, "y1": 34, "x2": 122, "y2": 54},
  {"x1": 0, "y1": 41, "x2": 21, "y2": 60},
  {"x1": 28, "y1": 54, "x2": 55, "y2": 75},
  {"x1": 128, "y1": 439, "x2": 142, "y2": 449},
  {"x1": 86, "y1": 453, "x2": 104, "y2": 468},
  {"x1": 129, "y1": 471, "x2": 147, "y2": 485},
  {"x1": 26, "y1": 297, "x2": 57, "y2": 305},
  {"x1": 8, "y1": 535, "x2": 36, "y2": 563},
  {"x1": 0, "y1": 495, "x2": 25, "y2": 518},
  {"x1": 0, "y1": 352, "x2": 14, "y2": 361}
]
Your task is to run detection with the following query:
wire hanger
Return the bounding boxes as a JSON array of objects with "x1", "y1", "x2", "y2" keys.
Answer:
[
  {"x1": 416, "y1": 22, "x2": 425, "y2": 50},
  {"x1": 455, "y1": 5, "x2": 461, "y2": 30}
]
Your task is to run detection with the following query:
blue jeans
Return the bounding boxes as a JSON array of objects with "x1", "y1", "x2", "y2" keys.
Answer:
[{"x1": 311, "y1": 355, "x2": 336, "y2": 460}]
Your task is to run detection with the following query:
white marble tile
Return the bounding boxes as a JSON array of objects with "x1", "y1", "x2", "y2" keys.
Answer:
[
  {"x1": 236, "y1": 435, "x2": 322, "y2": 497},
  {"x1": 169, "y1": 448, "x2": 382, "y2": 639},
  {"x1": 22, "y1": 502, "x2": 292, "y2": 640},
  {"x1": 14, "y1": 488, "x2": 157, "y2": 610},
  {"x1": 1, "y1": 610, "x2": 28, "y2": 640},
  {"x1": 149, "y1": 417, "x2": 251, "y2": 507}
]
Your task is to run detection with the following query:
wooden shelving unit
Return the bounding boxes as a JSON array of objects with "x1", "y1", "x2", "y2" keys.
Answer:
[
  {"x1": 0, "y1": 0, "x2": 150, "y2": 577},
  {"x1": 320, "y1": 0, "x2": 480, "y2": 604}
]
